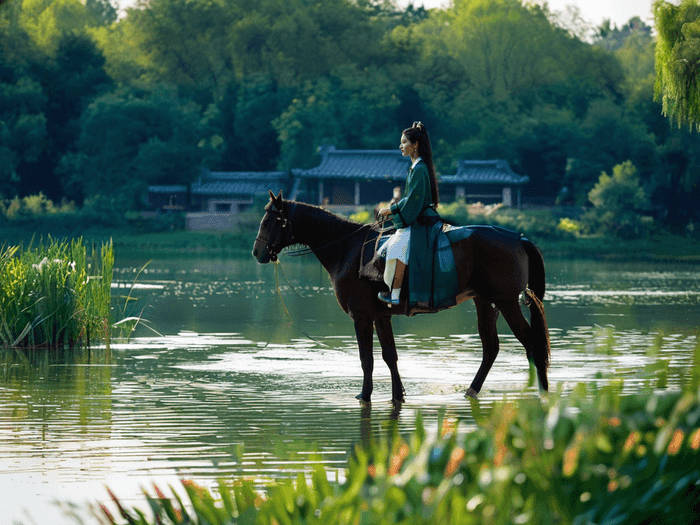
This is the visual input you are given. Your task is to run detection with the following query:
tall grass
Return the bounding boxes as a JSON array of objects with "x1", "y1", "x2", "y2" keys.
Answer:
[{"x1": 0, "y1": 237, "x2": 113, "y2": 349}]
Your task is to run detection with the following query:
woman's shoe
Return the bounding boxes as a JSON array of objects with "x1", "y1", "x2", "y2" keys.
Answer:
[{"x1": 378, "y1": 291, "x2": 400, "y2": 305}]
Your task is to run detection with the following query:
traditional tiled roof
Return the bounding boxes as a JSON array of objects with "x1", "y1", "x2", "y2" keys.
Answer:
[
  {"x1": 148, "y1": 185, "x2": 188, "y2": 193},
  {"x1": 190, "y1": 169, "x2": 288, "y2": 196},
  {"x1": 441, "y1": 160, "x2": 528, "y2": 185},
  {"x1": 293, "y1": 146, "x2": 410, "y2": 181}
]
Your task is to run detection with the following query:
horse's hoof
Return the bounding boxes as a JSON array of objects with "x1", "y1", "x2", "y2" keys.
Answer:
[
  {"x1": 465, "y1": 387, "x2": 479, "y2": 399},
  {"x1": 356, "y1": 393, "x2": 371, "y2": 403}
]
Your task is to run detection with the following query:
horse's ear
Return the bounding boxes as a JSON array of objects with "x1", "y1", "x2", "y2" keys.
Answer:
[{"x1": 269, "y1": 189, "x2": 283, "y2": 211}]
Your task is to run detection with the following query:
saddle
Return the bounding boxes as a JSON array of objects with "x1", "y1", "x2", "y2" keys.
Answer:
[
  {"x1": 359, "y1": 223, "x2": 393, "y2": 282},
  {"x1": 359, "y1": 219, "x2": 490, "y2": 315}
]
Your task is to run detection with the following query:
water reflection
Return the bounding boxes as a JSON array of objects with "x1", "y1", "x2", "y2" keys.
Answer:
[{"x1": 1, "y1": 256, "x2": 699, "y2": 523}]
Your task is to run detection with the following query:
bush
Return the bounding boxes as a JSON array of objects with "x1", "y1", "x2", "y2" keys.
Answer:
[
  {"x1": 582, "y1": 161, "x2": 654, "y2": 239},
  {"x1": 0, "y1": 193, "x2": 76, "y2": 225},
  {"x1": 439, "y1": 200, "x2": 569, "y2": 240}
]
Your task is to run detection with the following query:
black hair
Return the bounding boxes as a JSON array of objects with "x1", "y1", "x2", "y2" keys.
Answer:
[{"x1": 402, "y1": 121, "x2": 439, "y2": 206}]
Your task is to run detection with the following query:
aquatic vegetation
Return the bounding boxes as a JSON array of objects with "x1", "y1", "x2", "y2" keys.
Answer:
[
  {"x1": 101, "y1": 382, "x2": 700, "y2": 525},
  {"x1": 0, "y1": 238, "x2": 113, "y2": 349}
]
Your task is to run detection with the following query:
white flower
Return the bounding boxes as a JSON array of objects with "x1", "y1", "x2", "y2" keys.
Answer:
[{"x1": 32, "y1": 257, "x2": 49, "y2": 272}]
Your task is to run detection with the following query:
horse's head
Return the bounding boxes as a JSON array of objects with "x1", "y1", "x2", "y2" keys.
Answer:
[{"x1": 252, "y1": 190, "x2": 294, "y2": 264}]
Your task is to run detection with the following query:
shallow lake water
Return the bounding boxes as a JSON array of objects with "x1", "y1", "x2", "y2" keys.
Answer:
[{"x1": 1, "y1": 254, "x2": 699, "y2": 524}]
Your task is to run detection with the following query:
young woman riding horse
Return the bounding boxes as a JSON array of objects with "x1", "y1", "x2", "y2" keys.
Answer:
[
  {"x1": 376, "y1": 121, "x2": 440, "y2": 305},
  {"x1": 252, "y1": 127, "x2": 550, "y2": 403}
]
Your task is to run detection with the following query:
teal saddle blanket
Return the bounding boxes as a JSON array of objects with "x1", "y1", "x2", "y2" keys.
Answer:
[{"x1": 363, "y1": 222, "x2": 521, "y2": 315}]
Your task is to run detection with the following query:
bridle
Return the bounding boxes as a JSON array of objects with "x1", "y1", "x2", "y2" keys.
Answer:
[{"x1": 255, "y1": 203, "x2": 295, "y2": 262}]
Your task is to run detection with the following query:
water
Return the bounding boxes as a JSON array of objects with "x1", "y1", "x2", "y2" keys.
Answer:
[{"x1": 1, "y1": 255, "x2": 699, "y2": 524}]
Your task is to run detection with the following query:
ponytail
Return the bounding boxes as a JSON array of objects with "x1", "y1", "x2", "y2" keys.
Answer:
[{"x1": 403, "y1": 121, "x2": 439, "y2": 206}]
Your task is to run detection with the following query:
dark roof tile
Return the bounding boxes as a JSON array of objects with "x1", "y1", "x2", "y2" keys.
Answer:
[
  {"x1": 293, "y1": 146, "x2": 410, "y2": 181},
  {"x1": 441, "y1": 159, "x2": 528, "y2": 185},
  {"x1": 190, "y1": 169, "x2": 287, "y2": 196}
]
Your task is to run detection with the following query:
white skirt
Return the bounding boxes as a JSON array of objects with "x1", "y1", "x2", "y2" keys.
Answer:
[{"x1": 378, "y1": 226, "x2": 411, "y2": 263}]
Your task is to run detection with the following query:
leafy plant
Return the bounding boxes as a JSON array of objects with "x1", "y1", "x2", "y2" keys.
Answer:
[
  {"x1": 0, "y1": 237, "x2": 113, "y2": 349},
  {"x1": 583, "y1": 161, "x2": 653, "y2": 239},
  {"x1": 100, "y1": 383, "x2": 700, "y2": 525}
]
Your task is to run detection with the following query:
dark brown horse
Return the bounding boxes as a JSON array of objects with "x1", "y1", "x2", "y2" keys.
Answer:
[{"x1": 252, "y1": 191, "x2": 550, "y2": 403}]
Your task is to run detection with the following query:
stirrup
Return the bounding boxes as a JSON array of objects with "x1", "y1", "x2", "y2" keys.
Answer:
[{"x1": 378, "y1": 291, "x2": 400, "y2": 305}]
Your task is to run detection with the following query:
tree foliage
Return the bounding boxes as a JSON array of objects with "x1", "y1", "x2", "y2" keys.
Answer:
[
  {"x1": 0, "y1": 0, "x2": 697, "y2": 227},
  {"x1": 586, "y1": 161, "x2": 653, "y2": 238},
  {"x1": 654, "y1": 0, "x2": 700, "y2": 130}
]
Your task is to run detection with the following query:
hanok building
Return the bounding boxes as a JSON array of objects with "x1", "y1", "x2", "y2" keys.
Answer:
[
  {"x1": 291, "y1": 146, "x2": 410, "y2": 209},
  {"x1": 189, "y1": 169, "x2": 289, "y2": 213},
  {"x1": 291, "y1": 146, "x2": 528, "y2": 209},
  {"x1": 148, "y1": 169, "x2": 290, "y2": 230},
  {"x1": 439, "y1": 159, "x2": 528, "y2": 207}
]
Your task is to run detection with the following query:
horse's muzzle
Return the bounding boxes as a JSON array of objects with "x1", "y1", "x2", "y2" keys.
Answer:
[{"x1": 252, "y1": 246, "x2": 269, "y2": 264}]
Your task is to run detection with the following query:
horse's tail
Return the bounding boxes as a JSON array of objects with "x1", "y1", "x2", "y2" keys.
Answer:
[{"x1": 522, "y1": 240, "x2": 550, "y2": 377}]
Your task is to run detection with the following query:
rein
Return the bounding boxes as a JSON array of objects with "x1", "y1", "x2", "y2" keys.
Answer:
[
  {"x1": 280, "y1": 204, "x2": 385, "y2": 257},
  {"x1": 270, "y1": 261, "x2": 330, "y2": 348},
  {"x1": 284, "y1": 223, "x2": 373, "y2": 257}
]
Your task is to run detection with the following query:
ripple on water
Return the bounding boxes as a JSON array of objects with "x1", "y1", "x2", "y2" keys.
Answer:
[{"x1": 4, "y1": 256, "x2": 700, "y2": 523}]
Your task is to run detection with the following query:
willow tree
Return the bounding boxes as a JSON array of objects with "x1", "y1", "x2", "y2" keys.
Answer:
[{"x1": 654, "y1": 0, "x2": 700, "y2": 130}]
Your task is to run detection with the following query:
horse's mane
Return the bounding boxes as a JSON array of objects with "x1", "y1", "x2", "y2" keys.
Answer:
[
  {"x1": 283, "y1": 199, "x2": 369, "y2": 256},
  {"x1": 288, "y1": 200, "x2": 364, "y2": 230}
]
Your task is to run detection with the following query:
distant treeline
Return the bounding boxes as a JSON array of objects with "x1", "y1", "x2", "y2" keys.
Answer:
[{"x1": 1, "y1": 0, "x2": 698, "y2": 230}]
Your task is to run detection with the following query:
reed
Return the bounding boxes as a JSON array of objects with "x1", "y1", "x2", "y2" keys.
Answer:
[{"x1": 0, "y1": 237, "x2": 113, "y2": 349}]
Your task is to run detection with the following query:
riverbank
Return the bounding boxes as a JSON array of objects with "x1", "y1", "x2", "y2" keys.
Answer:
[{"x1": 3, "y1": 226, "x2": 699, "y2": 263}]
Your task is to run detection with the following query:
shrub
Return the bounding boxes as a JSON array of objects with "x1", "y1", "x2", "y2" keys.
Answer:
[
  {"x1": 1, "y1": 193, "x2": 76, "y2": 223},
  {"x1": 583, "y1": 161, "x2": 654, "y2": 239},
  {"x1": 439, "y1": 200, "x2": 567, "y2": 240}
]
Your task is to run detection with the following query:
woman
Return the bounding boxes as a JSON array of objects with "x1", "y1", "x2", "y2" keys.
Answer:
[{"x1": 377, "y1": 121, "x2": 440, "y2": 305}]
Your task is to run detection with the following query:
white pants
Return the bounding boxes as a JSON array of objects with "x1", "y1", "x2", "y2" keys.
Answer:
[{"x1": 378, "y1": 227, "x2": 410, "y2": 288}]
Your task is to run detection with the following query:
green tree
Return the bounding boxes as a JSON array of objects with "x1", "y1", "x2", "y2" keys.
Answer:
[
  {"x1": 654, "y1": 0, "x2": 700, "y2": 129},
  {"x1": 0, "y1": 77, "x2": 47, "y2": 197},
  {"x1": 214, "y1": 75, "x2": 288, "y2": 171},
  {"x1": 120, "y1": 0, "x2": 235, "y2": 103},
  {"x1": 19, "y1": 0, "x2": 112, "y2": 54},
  {"x1": 0, "y1": 1, "x2": 47, "y2": 197},
  {"x1": 615, "y1": 17, "x2": 700, "y2": 229},
  {"x1": 594, "y1": 16, "x2": 653, "y2": 52},
  {"x1": 273, "y1": 65, "x2": 400, "y2": 169},
  {"x1": 27, "y1": 32, "x2": 114, "y2": 199},
  {"x1": 58, "y1": 88, "x2": 213, "y2": 207},
  {"x1": 585, "y1": 160, "x2": 652, "y2": 238}
]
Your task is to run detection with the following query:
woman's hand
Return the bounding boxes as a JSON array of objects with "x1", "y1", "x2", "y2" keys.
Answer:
[{"x1": 378, "y1": 207, "x2": 392, "y2": 218}]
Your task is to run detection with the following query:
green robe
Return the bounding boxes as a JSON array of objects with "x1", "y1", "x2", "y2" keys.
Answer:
[
  {"x1": 389, "y1": 159, "x2": 439, "y2": 228},
  {"x1": 389, "y1": 160, "x2": 455, "y2": 314}
]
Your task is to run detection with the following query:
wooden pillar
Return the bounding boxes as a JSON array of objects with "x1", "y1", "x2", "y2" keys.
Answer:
[{"x1": 502, "y1": 186, "x2": 512, "y2": 207}]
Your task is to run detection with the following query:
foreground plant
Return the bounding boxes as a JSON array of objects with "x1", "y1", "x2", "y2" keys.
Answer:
[
  {"x1": 0, "y1": 237, "x2": 113, "y2": 349},
  {"x1": 101, "y1": 383, "x2": 700, "y2": 525}
]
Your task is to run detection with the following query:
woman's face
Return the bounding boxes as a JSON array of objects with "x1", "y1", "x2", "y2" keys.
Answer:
[{"x1": 399, "y1": 134, "x2": 416, "y2": 157}]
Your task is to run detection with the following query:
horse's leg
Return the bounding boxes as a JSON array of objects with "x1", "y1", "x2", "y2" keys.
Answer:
[
  {"x1": 497, "y1": 299, "x2": 549, "y2": 392},
  {"x1": 374, "y1": 316, "x2": 405, "y2": 403},
  {"x1": 354, "y1": 316, "x2": 374, "y2": 403},
  {"x1": 467, "y1": 296, "x2": 500, "y2": 398}
]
